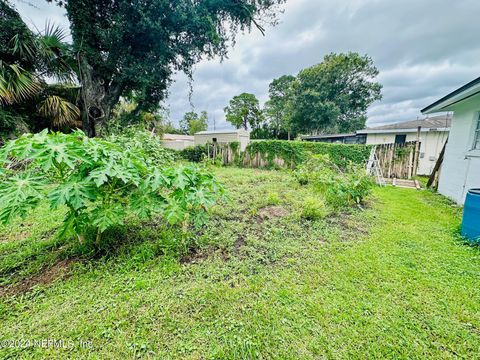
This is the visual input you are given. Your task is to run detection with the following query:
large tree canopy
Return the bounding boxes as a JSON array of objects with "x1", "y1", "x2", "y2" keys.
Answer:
[
  {"x1": 264, "y1": 74, "x2": 295, "y2": 139},
  {"x1": 47, "y1": 0, "x2": 285, "y2": 136},
  {"x1": 179, "y1": 110, "x2": 208, "y2": 135},
  {"x1": 290, "y1": 52, "x2": 382, "y2": 135},
  {"x1": 224, "y1": 92, "x2": 263, "y2": 131}
]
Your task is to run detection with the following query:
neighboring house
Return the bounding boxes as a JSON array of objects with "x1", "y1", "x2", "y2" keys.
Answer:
[
  {"x1": 422, "y1": 77, "x2": 480, "y2": 204},
  {"x1": 194, "y1": 130, "x2": 251, "y2": 151},
  {"x1": 302, "y1": 133, "x2": 367, "y2": 144},
  {"x1": 161, "y1": 133, "x2": 195, "y2": 151},
  {"x1": 357, "y1": 115, "x2": 451, "y2": 176}
]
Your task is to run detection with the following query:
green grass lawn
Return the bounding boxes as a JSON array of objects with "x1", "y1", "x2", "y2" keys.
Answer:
[{"x1": 0, "y1": 167, "x2": 479, "y2": 359}]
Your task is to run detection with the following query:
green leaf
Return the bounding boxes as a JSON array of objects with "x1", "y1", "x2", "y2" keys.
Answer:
[
  {"x1": 163, "y1": 199, "x2": 186, "y2": 225},
  {"x1": 88, "y1": 168, "x2": 110, "y2": 187},
  {"x1": 48, "y1": 181, "x2": 97, "y2": 210},
  {"x1": 172, "y1": 167, "x2": 189, "y2": 190},
  {"x1": 57, "y1": 211, "x2": 78, "y2": 239},
  {"x1": 32, "y1": 136, "x2": 80, "y2": 171},
  {"x1": 0, "y1": 131, "x2": 223, "y2": 238},
  {"x1": 91, "y1": 204, "x2": 125, "y2": 233},
  {"x1": 0, "y1": 172, "x2": 45, "y2": 224},
  {"x1": 129, "y1": 189, "x2": 164, "y2": 219},
  {"x1": 149, "y1": 168, "x2": 171, "y2": 191}
]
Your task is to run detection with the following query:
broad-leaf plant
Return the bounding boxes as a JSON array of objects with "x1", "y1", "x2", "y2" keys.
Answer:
[{"x1": 0, "y1": 130, "x2": 223, "y2": 243}]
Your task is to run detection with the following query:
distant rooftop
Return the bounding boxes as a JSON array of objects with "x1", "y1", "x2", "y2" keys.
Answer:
[
  {"x1": 302, "y1": 133, "x2": 357, "y2": 140},
  {"x1": 359, "y1": 115, "x2": 451, "y2": 134},
  {"x1": 162, "y1": 133, "x2": 194, "y2": 141},
  {"x1": 195, "y1": 129, "x2": 250, "y2": 135}
]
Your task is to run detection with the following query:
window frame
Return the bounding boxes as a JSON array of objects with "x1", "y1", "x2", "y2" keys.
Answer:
[{"x1": 394, "y1": 134, "x2": 407, "y2": 145}]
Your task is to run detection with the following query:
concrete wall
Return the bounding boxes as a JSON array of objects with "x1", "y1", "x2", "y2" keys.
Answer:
[
  {"x1": 365, "y1": 131, "x2": 448, "y2": 175},
  {"x1": 194, "y1": 132, "x2": 250, "y2": 151},
  {"x1": 239, "y1": 135, "x2": 250, "y2": 152},
  {"x1": 438, "y1": 94, "x2": 480, "y2": 204},
  {"x1": 162, "y1": 140, "x2": 194, "y2": 151}
]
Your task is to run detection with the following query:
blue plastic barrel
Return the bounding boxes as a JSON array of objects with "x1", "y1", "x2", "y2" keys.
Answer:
[{"x1": 462, "y1": 189, "x2": 480, "y2": 243}]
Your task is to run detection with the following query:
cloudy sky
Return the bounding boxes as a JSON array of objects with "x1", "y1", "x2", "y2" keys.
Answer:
[{"x1": 14, "y1": 0, "x2": 480, "y2": 130}]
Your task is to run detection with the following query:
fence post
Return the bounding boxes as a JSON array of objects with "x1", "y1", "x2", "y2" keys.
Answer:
[
  {"x1": 408, "y1": 146, "x2": 414, "y2": 179},
  {"x1": 413, "y1": 126, "x2": 421, "y2": 177}
]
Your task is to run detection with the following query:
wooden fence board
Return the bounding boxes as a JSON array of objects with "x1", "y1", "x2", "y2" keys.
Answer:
[{"x1": 375, "y1": 141, "x2": 420, "y2": 179}]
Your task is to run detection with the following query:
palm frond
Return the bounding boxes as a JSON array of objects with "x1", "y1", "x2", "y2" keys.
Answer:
[
  {"x1": 44, "y1": 83, "x2": 81, "y2": 102},
  {"x1": 42, "y1": 21, "x2": 68, "y2": 43},
  {"x1": 36, "y1": 22, "x2": 76, "y2": 82},
  {"x1": 0, "y1": 63, "x2": 41, "y2": 104},
  {"x1": 37, "y1": 95, "x2": 80, "y2": 127},
  {"x1": 10, "y1": 33, "x2": 37, "y2": 62}
]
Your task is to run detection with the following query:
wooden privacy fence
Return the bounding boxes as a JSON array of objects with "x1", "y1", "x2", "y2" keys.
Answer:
[
  {"x1": 206, "y1": 143, "x2": 288, "y2": 168},
  {"x1": 206, "y1": 141, "x2": 420, "y2": 179},
  {"x1": 206, "y1": 143, "x2": 239, "y2": 165},
  {"x1": 375, "y1": 141, "x2": 420, "y2": 179}
]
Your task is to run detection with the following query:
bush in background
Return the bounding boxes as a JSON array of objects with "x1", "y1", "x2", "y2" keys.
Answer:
[
  {"x1": 294, "y1": 154, "x2": 375, "y2": 209},
  {"x1": 180, "y1": 145, "x2": 209, "y2": 163}
]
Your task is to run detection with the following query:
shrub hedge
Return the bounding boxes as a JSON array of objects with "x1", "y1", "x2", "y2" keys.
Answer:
[
  {"x1": 179, "y1": 145, "x2": 208, "y2": 162},
  {"x1": 177, "y1": 140, "x2": 371, "y2": 169},
  {"x1": 293, "y1": 154, "x2": 375, "y2": 208},
  {"x1": 245, "y1": 140, "x2": 371, "y2": 168}
]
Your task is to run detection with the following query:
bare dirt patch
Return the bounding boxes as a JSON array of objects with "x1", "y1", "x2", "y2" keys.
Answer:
[
  {"x1": 1, "y1": 227, "x2": 58, "y2": 243},
  {"x1": 233, "y1": 235, "x2": 246, "y2": 254},
  {"x1": 0, "y1": 230, "x2": 31, "y2": 243},
  {"x1": 327, "y1": 212, "x2": 370, "y2": 241},
  {"x1": 257, "y1": 206, "x2": 289, "y2": 220},
  {"x1": 181, "y1": 249, "x2": 210, "y2": 264},
  {"x1": 0, "y1": 259, "x2": 76, "y2": 297}
]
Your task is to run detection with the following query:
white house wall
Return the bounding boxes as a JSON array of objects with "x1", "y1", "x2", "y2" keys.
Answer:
[
  {"x1": 365, "y1": 133, "x2": 397, "y2": 145},
  {"x1": 239, "y1": 135, "x2": 250, "y2": 151},
  {"x1": 195, "y1": 133, "x2": 239, "y2": 146},
  {"x1": 194, "y1": 133, "x2": 251, "y2": 151},
  {"x1": 438, "y1": 94, "x2": 480, "y2": 204},
  {"x1": 420, "y1": 131, "x2": 449, "y2": 175},
  {"x1": 365, "y1": 131, "x2": 448, "y2": 175},
  {"x1": 161, "y1": 140, "x2": 194, "y2": 151}
]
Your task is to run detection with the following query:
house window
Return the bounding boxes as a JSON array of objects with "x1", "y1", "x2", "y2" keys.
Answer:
[
  {"x1": 395, "y1": 134, "x2": 407, "y2": 144},
  {"x1": 474, "y1": 115, "x2": 480, "y2": 150}
]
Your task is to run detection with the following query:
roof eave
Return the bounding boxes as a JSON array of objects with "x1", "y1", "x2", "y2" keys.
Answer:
[
  {"x1": 421, "y1": 77, "x2": 480, "y2": 114},
  {"x1": 302, "y1": 133, "x2": 357, "y2": 139},
  {"x1": 195, "y1": 130, "x2": 251, "y2": 135},
  {"x1": 358, "y1": 128, "x2": 449, "y2": 134}
]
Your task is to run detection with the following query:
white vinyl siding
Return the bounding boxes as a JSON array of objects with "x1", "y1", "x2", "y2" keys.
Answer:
[{"x1": 437, "y1": 93, "x2": 480, "y2": 204}]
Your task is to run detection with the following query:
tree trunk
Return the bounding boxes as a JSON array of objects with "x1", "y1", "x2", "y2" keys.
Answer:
[{"x1": 78, "y1": 55, "x2": 114, "y2": 137}]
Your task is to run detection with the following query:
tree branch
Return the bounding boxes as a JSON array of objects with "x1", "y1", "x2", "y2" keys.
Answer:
[{"x1": 251, "y1": 18, "x2": 265, "y2": 36}]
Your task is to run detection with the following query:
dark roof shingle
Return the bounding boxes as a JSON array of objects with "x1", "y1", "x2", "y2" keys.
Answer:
[{"x1": 366, "y1": 115, "x2": 451, "y2": 131}]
